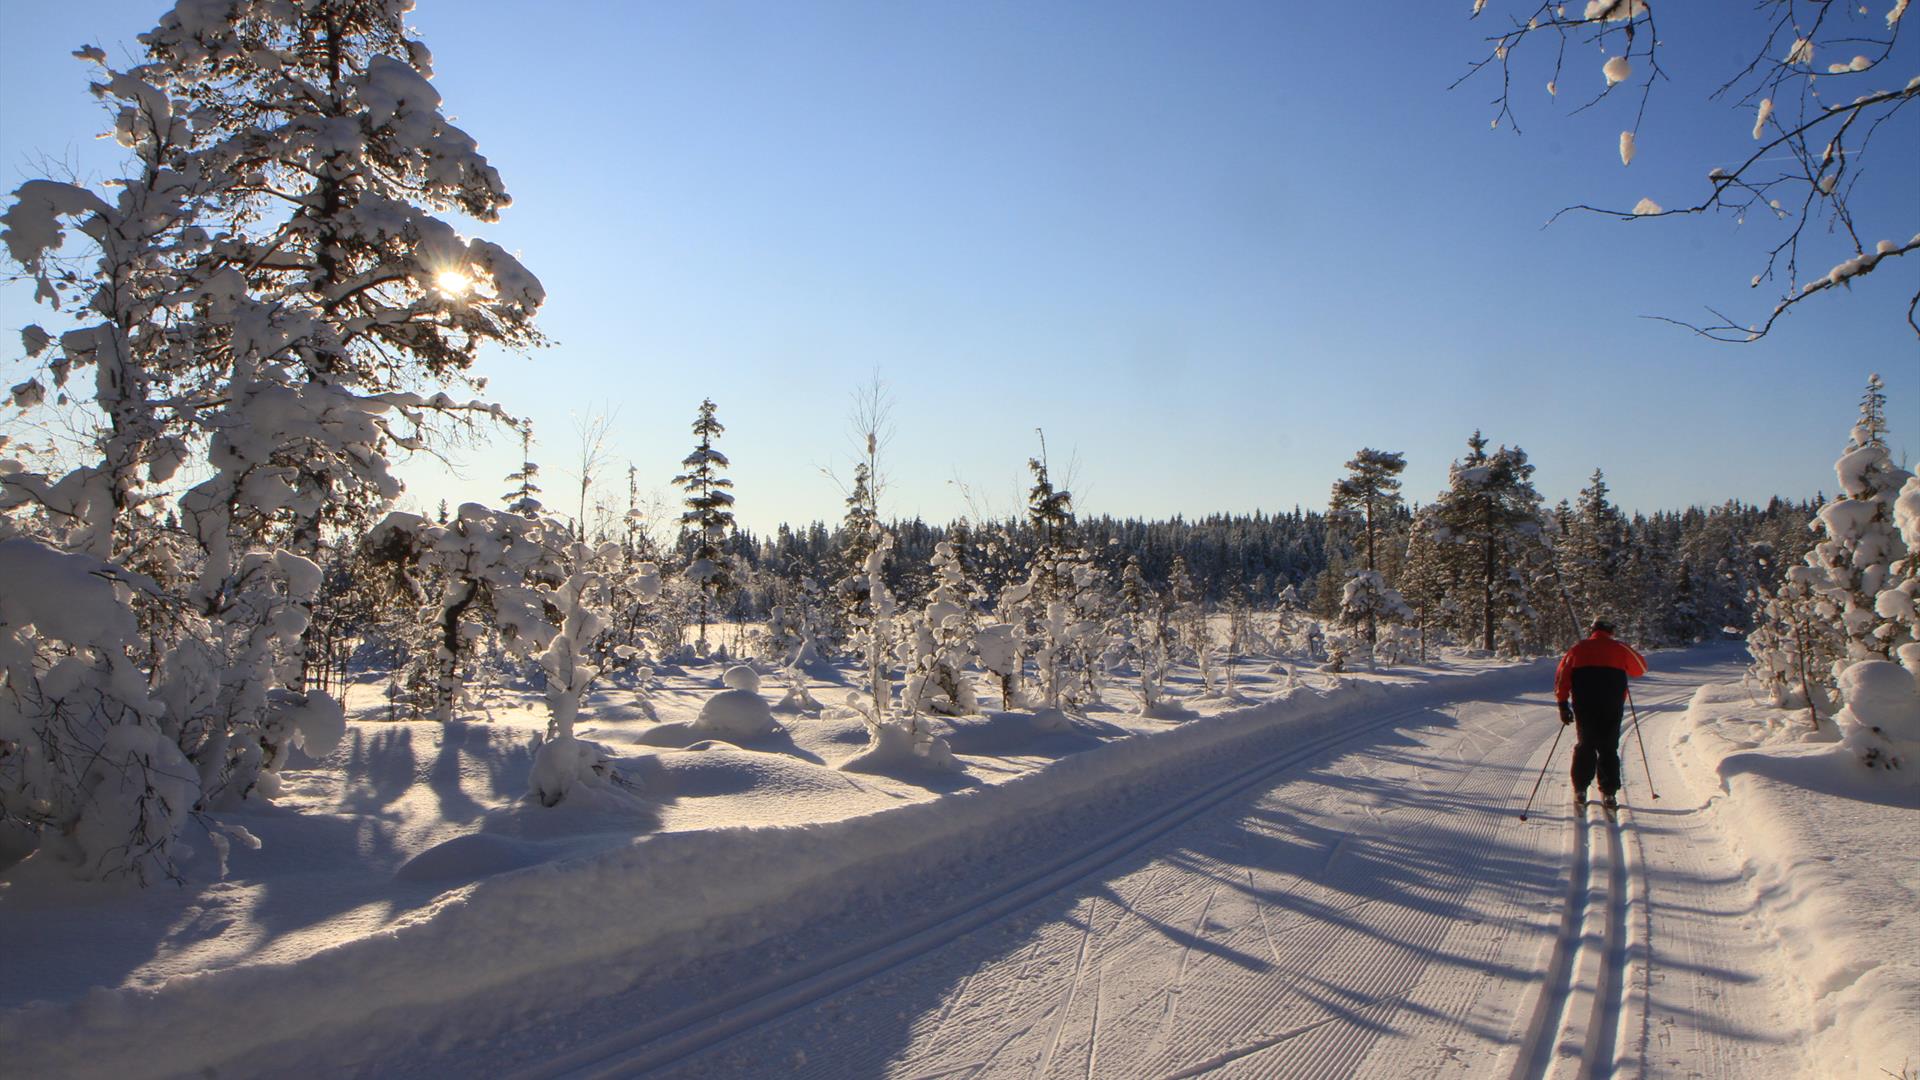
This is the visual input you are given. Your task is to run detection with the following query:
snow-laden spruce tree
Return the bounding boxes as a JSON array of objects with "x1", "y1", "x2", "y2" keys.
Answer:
[
  {"x1": 1751, "y1": 375, "x2": 1915, "y2": 733},
  {"x1": 831, "y1": 462, "x2": 879, "y2": 656},
  {"x1": 1880, "y1": 474, "x2": 1920, "y2": 671},
  {"x1": 1565, "y1": 469, "x2": 1630, "y2": 626},
  {"x1": 1018, "y1": 439, "x2": 1103, "y2": 713},
  {"x1": 1815, "y1": 375, "x2": 1914, "y2": 670},
  {"x1": 503, "y1": 421, "x2": 544, "y2": 519},
  {"x1": 1, "y1": 1, "x2": 540, "y2": 881},
  {"x1": 672, "y1": 398, "x2": 735, "y2": 654}
]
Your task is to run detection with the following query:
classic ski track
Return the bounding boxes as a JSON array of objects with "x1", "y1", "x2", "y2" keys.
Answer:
[
  {"x1": 1043, "y1": 696, "x2": 1546, "y2": 1079},
  {"x1": 987, "y1": 694, "x2": 1543, "y2": 1080},
  {"x1": 1618, "y1": 672, "x2": 1814, "y2": 1079},
  {"x1": 1507, "y1": 684, "x2": 1695, "y2": 1080},
  {"x1": 524, "y1": 696, "x2": 1459, "y2": 1079}
]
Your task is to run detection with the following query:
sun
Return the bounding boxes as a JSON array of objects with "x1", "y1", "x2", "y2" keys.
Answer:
[{"x1": 434, "y1": 268, "x2": 475, "y2": 298}]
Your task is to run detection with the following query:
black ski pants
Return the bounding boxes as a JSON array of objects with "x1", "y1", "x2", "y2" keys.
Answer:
[{"x1": 1570, "y1": 696, "x2": 1626, "y2": 797}]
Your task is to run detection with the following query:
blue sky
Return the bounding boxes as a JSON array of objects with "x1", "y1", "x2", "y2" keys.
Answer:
[{"x1": 3, "y1": 1, "x2": 1916, "y2": 535}]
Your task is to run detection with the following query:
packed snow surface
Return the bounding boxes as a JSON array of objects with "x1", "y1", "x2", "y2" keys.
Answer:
[{"x1": 1, "y1": 647, "x2": 1912, "y2": 1079}]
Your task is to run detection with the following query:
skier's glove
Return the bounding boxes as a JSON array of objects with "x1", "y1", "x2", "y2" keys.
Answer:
[{"x1": 1558, "y1": 700, "x2": 1575, "y2": 725}]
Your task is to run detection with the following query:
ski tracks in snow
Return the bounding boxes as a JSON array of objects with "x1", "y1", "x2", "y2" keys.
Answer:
[
  {"x1": 1507, "y1": 666, "x2": 1807, "y2": 1080},
  {"x1": 521, "y1": 653, "x2": 1798, "y2": 1079}
]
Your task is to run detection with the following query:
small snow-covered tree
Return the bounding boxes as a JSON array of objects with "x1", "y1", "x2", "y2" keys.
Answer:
[
  {"x1": 372, "y1": 504, "x2": 554, "y2": 722},
  {"x1": 899, "y1": 537, "x2": 980, "y2": 719},
  {"x1": 830, "y1": 463, "x2": 879, "y2": 656},
  {"x1": 1340, "y1": 570, "x2": 1415, "y2": 668},
  {"x1": 672, "y1": 398, "x2": 735, "y2": 653},
  {"x1": 503, "y1": 421, "x2": 543, "y2": 519},
  {"x1": 1115, "y1": 554, "x2": 1169, "y2": 712},
  {"x1": 527, "y1": 541, "x2": 621, "y2": 806}
]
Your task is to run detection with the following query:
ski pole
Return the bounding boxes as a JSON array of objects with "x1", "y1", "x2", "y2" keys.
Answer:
[
  {"x1": 1518, "y1": 719, "x2": 1568, "y2": 822},
  {"x1": 1628, "y1": 687, "x2": 1658, "y2": 800}
]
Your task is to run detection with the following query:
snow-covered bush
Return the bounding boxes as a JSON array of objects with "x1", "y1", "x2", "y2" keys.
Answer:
[{"x1": 1833, "y1": 660, "x2": 1920, "y2": 769}]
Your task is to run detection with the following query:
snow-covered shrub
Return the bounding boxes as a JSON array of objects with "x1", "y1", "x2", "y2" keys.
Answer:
[
  {"x1": 0, "y1": 539, "x2": 194, "y2": 882},
  {"x1": 1833, "y1": 660, "x2": 1920, "y2": 769}
]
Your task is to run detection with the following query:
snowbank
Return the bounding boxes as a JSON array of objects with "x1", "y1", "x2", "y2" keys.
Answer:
[
  {"x1": 1671, "y1": 684, "x2": 1920, "y2": 1079},
  {"x1": 0, "y1": 660, "x2": 1544, "y2": 1078}
]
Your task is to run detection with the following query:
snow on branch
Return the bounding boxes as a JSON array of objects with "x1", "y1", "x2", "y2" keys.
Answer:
[{"x1": 1461, "y1": 1, "x2": 1917, "y2": 340}]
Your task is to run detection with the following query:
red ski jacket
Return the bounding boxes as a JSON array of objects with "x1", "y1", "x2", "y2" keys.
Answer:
[{"x1": 1554, "y1": 631, "x2": 1648, "y2": 702}]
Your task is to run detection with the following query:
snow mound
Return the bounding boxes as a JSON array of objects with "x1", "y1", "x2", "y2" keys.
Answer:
[
  {"x1": 693, "y1": 688, "x2": 779, "y2": 740},
  {"x1": 721, "y1": 664, "x2": 761, "y2": 692},
  {"x1": 839, "y1": 720, "x2": 962, "y2": 775},
  {"x1": 1029, "y1": 707, "x2": 1073, "y2": 734},
  {"x1": 395, "y1": 833, "x2": 547, "y2": 884},
  {"x1": 1675, "y1": 683, "x2": 1920, "y2": 1076},
  {"x1": 940, "y1": 711, "x2": 1105, "y2": 757}
]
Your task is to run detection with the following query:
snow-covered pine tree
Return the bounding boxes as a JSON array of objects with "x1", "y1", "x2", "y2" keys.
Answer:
[
  {"x1": 1, "y1": 1, "x2": 540, "y2": 880},
  {"x1": 1427, "y1": 432, "x2": 1551, "y2": 653},
  {"x1": 1329, "y1": 448, "x2": 1407, "y2": 649},
  {"x1": 672, "y1": 398, "x2": 736, "y2": 654}
]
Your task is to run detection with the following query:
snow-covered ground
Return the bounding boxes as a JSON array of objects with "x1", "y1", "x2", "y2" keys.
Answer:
[
  {"x1": 1667, "y1": 680, "x2": 1919, "y2": 1079},
  {"x1": 1, "y1": 645, "x2": 1912, "y2": 1079}
]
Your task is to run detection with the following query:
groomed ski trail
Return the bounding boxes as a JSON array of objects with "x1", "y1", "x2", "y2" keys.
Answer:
[{"x1": 514, "y1": 650, "x2": 1799, "y2": 1079}]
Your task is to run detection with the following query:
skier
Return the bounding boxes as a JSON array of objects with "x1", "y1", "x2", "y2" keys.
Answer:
[{"x1": 1554, "y1": 616, "x2": 1648, "y2": 815}]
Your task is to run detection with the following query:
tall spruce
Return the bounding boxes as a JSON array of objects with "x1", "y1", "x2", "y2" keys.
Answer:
[{"x1": 672, "y1": 398, "x2": 735, "y2": 652}]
